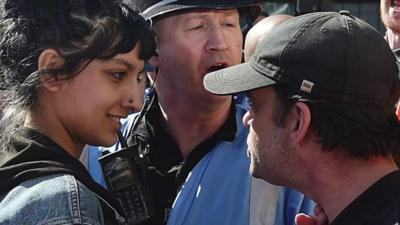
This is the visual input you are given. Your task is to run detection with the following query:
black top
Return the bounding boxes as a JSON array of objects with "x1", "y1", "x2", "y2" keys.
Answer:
[
  {"x1": 393, "y1": 48, "x2": 400, "y2": 64},
  {"x1": 128, "y1": 94, "x2": 237, "y2": 225},
  {"x1": 0, "y1": 128, "x2": 124, "y2": 224},
  {"x1": 330, "y1": 170, "x2": 400, "y2": 225}
]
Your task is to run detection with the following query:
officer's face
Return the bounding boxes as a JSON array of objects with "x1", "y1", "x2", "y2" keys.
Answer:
[{"x1": 150, "y1": 9, "x2": 243, "y2": 105}]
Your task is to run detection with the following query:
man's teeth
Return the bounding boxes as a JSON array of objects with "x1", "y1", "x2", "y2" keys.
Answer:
[{"x1": 207, "y1": 64, "x2": 226, "y2": 72}]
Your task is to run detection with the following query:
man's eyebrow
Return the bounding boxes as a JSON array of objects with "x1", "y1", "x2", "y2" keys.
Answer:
[
  {"x1": 184, "y1": 14, "x2": 206, "y2": 21},
  {"x1": 185, "y1": 10, "x2": 238, "y2": 21},
  {"x1": 222, "y1": 10, "x2": 239, "y2": 17}
]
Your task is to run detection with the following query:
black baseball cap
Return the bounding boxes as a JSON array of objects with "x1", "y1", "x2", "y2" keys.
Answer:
[
  {"x1": 204, "y1": 11, "x2": 399, "y2": 108},
  {"x1": 136, "y1": 0, "x2": 262, "y2": 21},
  {"x1": 123, "y1": 0, "x2": 262, "y2": 34}
]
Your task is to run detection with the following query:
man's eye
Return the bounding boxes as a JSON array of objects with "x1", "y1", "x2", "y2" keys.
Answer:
[
  {"x1": 246, "y1": 96, "x2": 253, "y2": 106},
  {"x1": 191, "y1": 25, "x2": 203, "y2": 30},
  {"x1": 223, "y1": 22, "x2": 237, "y2": 27},
  {"x1": 111, "y1": 72, "x2": 126, "y2": 80},
  {"x1": 188, "y1": 23, "x2": 206, "y2": 31},
  {"x1": 248, "y1": 99, "x2": 254, "y2": 108},
  {"x1": 245, "y1": 95, "x2": 254, "y2": 110}
]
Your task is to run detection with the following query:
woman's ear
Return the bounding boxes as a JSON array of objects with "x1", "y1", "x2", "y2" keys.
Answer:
[
  {"x1": 289, "y1": 102, "x2": 311, "y2": 147},
  {"x1": 37, "y1": 49, "x2": 65, "y2": 92}
]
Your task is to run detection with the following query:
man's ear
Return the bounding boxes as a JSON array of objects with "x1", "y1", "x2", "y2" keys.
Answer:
[
  {"x1": 148, "y1": 53, "x2": 159, "y2": 70},
  {"x1": 38, "y1": 49, "x2": 65, "y2": 92},
  {"x1": 289, "y1": 102, "x2": 311, "y2": 147},
  {"x1": 148, "y1": 43, "x2": 160, "y2": 79},
  {"x1": 149, "y1": 34, "x2": 160, "y2": 68}
]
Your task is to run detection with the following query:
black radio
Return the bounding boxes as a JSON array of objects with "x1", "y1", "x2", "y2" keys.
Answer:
[
  {"x1": 100, "y1": 88, "x2": 157, "y2": 224},
  {"x1": 99, "y1": 138, "x2": 155, "y2": 225}
]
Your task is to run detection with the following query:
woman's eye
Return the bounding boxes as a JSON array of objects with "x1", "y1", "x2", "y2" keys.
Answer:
[{"x1": 110, "y1": 71, "x2": 126, "y2": 80}]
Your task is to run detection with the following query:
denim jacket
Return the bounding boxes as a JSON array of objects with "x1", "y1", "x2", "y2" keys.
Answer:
[
  {"x1": 0, "y1": 174, "x2": 110, "y2": 225},
  {"x1": 0, "y1": 128, "x2": 126, "y2": 225}
]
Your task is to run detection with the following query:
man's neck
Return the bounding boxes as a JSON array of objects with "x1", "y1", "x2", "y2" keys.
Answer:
[
  {"x1": 386, "y1": 29, "x2": 400, "y2": 49},
  {"x1": 303, "y1": 153, "x2": 398, "y2": 224},
  {"x1": 157, "y1": 94, "x2": 232, "y2": 158}
]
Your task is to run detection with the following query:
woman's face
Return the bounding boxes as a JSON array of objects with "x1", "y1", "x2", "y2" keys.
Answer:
[{"x1": 53, "y1": 44, "x2": 145, "y2": 149}]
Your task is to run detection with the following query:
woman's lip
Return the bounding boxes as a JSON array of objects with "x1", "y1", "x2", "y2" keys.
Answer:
[
  {"x1": 108, "y1": 116, "x2": 122, "y2": 131},
  {"x1": 107, "y1": 114, "x2": 125, "y2": 125}
]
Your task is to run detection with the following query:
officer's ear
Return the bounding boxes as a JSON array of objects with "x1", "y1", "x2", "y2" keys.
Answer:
[
  {"x1": 149, "y1": 37, "x2": 160, "y2": 76},
  {"x1": 148, "y1": 50, "x2": 159, "y2": 77}
]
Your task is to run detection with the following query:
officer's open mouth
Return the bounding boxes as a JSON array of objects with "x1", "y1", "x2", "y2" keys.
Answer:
[{"x1": 207, "y1": 63, "x2": 228, "y2": 73}]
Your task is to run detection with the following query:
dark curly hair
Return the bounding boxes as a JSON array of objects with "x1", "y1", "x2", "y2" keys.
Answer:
[{"x1": 0, "y1": 0, "x2": 155, "y2": 161}]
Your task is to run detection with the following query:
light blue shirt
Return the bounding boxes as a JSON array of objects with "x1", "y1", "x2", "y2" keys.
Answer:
[
  {"x1": 166, "y1": 105, "x2": 315, "y2": 225},
  {"x1": 86, "y1": 100, "x2": 315, "y2": 225}
]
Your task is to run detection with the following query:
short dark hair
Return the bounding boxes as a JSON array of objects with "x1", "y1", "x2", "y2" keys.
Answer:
[{"x1": 273, "y1": 84, "x2": 400, "y2": 159}]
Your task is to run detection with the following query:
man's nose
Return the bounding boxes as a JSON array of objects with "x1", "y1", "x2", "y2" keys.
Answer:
[{"x1": 206, "y1": 26, "x2": 229, "y2": 52}]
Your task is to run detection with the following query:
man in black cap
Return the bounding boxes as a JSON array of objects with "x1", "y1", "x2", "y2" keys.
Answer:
[
  {"x1": 87, "y1": 0, "x2": 315, "y2": 225},
  {"x1": 204, "y1": 11, "x2": 400, "y2": 225}
]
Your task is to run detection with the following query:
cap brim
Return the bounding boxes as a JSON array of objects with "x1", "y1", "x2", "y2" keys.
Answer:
[
  {"x1": 203, "y1": 62, "x2": 276, "y2": 95},
  {"x1": 142, "y1": 2, "x2": 261, "y2": 20}
]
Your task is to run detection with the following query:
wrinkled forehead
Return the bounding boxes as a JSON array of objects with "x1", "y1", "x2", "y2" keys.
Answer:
[{"x1": 152, "y1": 8, "x2": 240, "y2": 26}]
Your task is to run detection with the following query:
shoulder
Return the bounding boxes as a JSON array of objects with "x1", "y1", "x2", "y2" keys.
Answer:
[{"x1": 0, "y1": 174, "x2": 103, "y2": 225}]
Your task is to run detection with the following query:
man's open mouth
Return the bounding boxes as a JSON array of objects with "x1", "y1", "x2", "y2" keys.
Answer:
[{"x1": 206, "y1": 63, "x2": 228, "y2": 73}]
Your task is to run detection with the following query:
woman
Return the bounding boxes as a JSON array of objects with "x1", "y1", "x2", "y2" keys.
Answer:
[{"x1": 0, "y1": 0, "x2": 155, "y2": 224}]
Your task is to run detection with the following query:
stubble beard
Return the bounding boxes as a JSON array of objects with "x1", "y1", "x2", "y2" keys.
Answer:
[
  {"x1": 248, "y1": 138, "x2": 263, "y2": 179},
  {"x1": 248, "y1": 127, "x2": 288, "y2": 185}
]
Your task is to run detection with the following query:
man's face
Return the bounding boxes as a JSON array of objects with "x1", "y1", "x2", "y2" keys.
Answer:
[
  {"x1": 381, "y1": 0, "x2": 400, "y2": 32},
  {"x1": 152, "y1": 9, "x2": 243, "y2": 104},
  {"x1": 242, "y1": 87, "x2": 292, "y2": 184}
]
